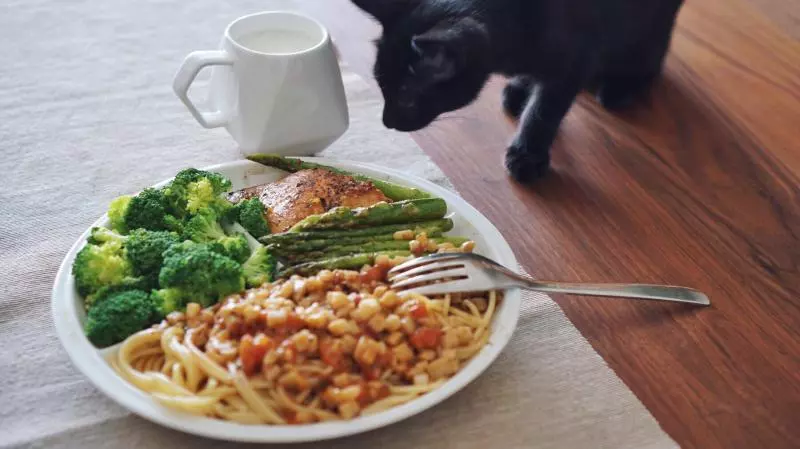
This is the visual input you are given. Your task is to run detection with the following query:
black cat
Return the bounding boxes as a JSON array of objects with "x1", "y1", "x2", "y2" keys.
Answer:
[{"x1": 350, "y1": 0, "x2": 685, "y2": 183}]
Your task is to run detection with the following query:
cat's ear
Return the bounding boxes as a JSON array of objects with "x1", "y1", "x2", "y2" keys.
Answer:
[
  {"x1": 411, "y1": 18, "x2": 489, "y2": 83},
  {"x1": 350, "y1": 0, "x2": 419, "y2": 25}
]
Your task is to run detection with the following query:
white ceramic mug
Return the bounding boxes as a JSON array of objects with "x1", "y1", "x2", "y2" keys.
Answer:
[{"x1": 173, "y1": 11, "x2": 349, "y2": 156}]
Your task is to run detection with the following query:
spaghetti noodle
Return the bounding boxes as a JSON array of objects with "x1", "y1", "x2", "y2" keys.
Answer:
[{"x1": 112, "y1": 258, "x2": 499, "y2": 424}]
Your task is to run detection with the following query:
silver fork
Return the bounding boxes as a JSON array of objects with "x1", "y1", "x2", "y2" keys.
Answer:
[{"x1": 388, "y1": 253, "x2": 710, "y2": 305}]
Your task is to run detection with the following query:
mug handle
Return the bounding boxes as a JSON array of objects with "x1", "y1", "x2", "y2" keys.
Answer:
[{"x1": 172, "y1": 50, "x2": 234, "y2": 128}]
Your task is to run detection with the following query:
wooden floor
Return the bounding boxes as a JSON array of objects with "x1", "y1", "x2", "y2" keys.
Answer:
[{"x1": 294, "y1": 1, "x2": 800, "y2": 448}]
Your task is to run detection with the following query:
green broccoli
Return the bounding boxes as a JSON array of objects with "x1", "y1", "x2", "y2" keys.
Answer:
[
  {"x1": 242, "y1": 245, "x2": 277, "y2": 288},
  {"x1": 84, "y1": 227, "x2": 180, "y2": 289},
  {"x1": 72, "y1": 235, "x2": 133, "y2": 297},
  {"x1": 184, "y1": 211, "x2": 249, "y2": 261},
  {"x1": 184, "y1": 211, "x2": 227, "y2": 243},
  {"x1": 84, "y1": 276, "x2": 150, "y2": 309},
  {"x1": 234, "y1": 198, "x2": 271, "y2": 238},
  {"x1": 87, "y1": 226, "x2": 127, "y2": 246},
  {"x1": 84, "y1": 289, "x2": 157, "y2": 347},
  {"x1": 162, "y1": 168, "x2": 233, "y2": 218},
  {"x1": 158, "y1": 241, "x2": 244, "y2": 303},
  {"x1": 107, "y1": 195, "x2": 132, "y2": 233},
  {"x1": 209, "y1": 233, "x2": 250, "y2": 263},
  {"x1": 125, "y1": 229, "x2": 181, "y2": 275},
  {"x1": 150, "y1": 287, "x2": 192, "y2": 316},
  {"x1": 107, "y1": 188, "x2": 182, "y2": 234}
]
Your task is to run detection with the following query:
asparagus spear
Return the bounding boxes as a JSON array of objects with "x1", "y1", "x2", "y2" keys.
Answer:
[
  {"x1": 279, "y1": 237, "x2": 470, "y2": 263},
  {"x1": 279, "y1": 251, "x2": 412, "y2": 277},
  {"x1": 247, "y1": 153, "x2": 432, "y2": 201},
  {"x1": 268, "y1": 230, "x2": 444, "y2": 253},
  {"x1": 289, "y1": 199, "x2": 447, "y2": 233},
  {"x1": 259, "y1": 219, "x2": 454, "y2": 246}
]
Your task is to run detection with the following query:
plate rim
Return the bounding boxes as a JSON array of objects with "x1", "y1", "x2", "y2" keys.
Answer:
[{"x1": 51, "y1": 158, "x2": 521, "y2": 443}]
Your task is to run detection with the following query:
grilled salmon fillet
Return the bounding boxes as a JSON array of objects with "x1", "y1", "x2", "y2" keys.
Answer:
[{"x1": 227, "y1": 169, "x2": 390, "y2": 233}]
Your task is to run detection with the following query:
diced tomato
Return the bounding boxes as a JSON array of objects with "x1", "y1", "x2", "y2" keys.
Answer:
[
  {"x1": 377, "y1": 350, "x2": 394, "y2": 367},
  {"x1": 362, "y1": 365, "x2": 382, "y2": 381},
  {"x1": 284, "y1": 410, "x2": 298, "y2": 424},
  {"x1": 409, "y1": 301, "x2": 428, "y2": 319},
  {"x1": 410, "y1": 327, "x2": 443, "y2": 350},
  {"x1": 371, "y1": 382, "x2": 390, "y2": 402},
  {"x1": 239, "y1": 333, "x2": 273, "y2": 376},
  {"x1": 320, "y1": 339, "x2": 345, "y2": 370},
  {"x1": 285, "y1": 311, "x2": 305, "y2": 332},
  {"x1": 360, "y1": 265, "x2": 387, "y2": 283},
  {"x1": 356, "y1": 381, "x2": 371, "y2": 406}
]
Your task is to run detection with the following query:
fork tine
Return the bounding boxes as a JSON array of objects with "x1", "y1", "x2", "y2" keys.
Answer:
[
  {"x1": 399, "y1": 279, "x2": 479, "y2": 296},
  {"x1": 391, "y1": 267, "x2": 468, "y2": 290},
  {"x1": 387, "y1": 253, "x2": 465, "y2": 276},
  {"x1": 388, "y1": 260, "x2": 465, "y2": 282}
]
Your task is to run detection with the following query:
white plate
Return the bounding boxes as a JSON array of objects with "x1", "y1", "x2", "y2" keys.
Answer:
[{"x1": 51, "y1": 158, "x2": 521, "y2": 443}]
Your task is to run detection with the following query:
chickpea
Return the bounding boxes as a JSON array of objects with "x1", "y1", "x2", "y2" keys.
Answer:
[
  {"x1": 379, "y1": 291, "x2": 402, "y2": 309},
  {"x1": 368, "y1": 313, "x2": 386, "y2": 333},
  {"x1": 392, "y1": 343, "x2": 414, "y2": 363},
  {"x1": 327, "y1": 291, "x2": 350, "y2": 310},
  {"x1": 384, "y1": 314, "x2": 402, "y2": 332},
  {"x1": 266, "y1": 309, "x2": 287, "y2": 327},
  {"x1": 328, "y1": 318, "x2": 359, "y2": 336},
  {"x1": 351, "y1": 298, "x2": 380, "y2": 321},
  {"x1": 393, "y1": 230, "x2": 414, "y2": 240}
]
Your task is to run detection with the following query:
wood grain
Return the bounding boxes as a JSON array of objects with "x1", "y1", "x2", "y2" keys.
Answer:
[{"x1": 292, "y1": 1, "x2": 800, "y2": 448}]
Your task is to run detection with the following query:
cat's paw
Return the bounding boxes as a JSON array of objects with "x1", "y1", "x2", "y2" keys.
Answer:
[
  {"x1": 505, "y1": 142, "x2": 550, "y2": 184},
  {"x1": 502, "y1": 76, "x2": 534, "y2": 119}
]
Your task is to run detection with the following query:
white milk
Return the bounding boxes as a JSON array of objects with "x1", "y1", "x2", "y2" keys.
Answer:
[{"x1": 236, "y1": 29, "x2": 320, "y2": 54}]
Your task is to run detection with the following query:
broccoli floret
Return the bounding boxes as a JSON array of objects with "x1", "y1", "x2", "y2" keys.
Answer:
[
  {"x1": 125, "y1": 229, "x2": 181, "y2": 278},
  {"x1": 209, "y1": 233, "x2": 250, "y2": 263},
  {"x1": 242, "y1": 245, "x2": 277, "y2": 288},
  {"x1": 88, "y1": 226, "x2": 127, "y2": 246},
  {"x1": 108, "y1": 195, "x2": 132, "y2": 233},
  {"x1": 150, "y1": 287, "x2": 195, "y2": 317},
  {"x1": 107, "y1": 188, "x2": 181, "y2": 234},
  {"x1": 186, "y1": 178, "x2": 234, "y2": 216},
  {"x1": 84, "y1": 289, "x2": 157, "y2": 347},
  {"x1": 159, "y1": 241, "x2": 244, "y2": 303},
  {"x1": 234, "y1": 198, "x2": 271, "y2": 238},
  {"x1": 72, "y1": 237, "x2": 133, "y2": 297},
  {"x1": 84, "y1": 277, "x2": 150, "y2": 309},
  {"x1": 184, "y1": 211, "x2": 227, "y2": 243},
  {"x1": 162, "y1": 169, "x2": 233, "y2": 218}
]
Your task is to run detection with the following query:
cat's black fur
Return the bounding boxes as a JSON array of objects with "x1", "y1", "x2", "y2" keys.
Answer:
[{"x1": 350, "y1": 0, "x2": 685, "y2": 183}]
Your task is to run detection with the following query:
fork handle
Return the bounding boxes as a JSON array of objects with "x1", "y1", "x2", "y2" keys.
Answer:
[{"x1": 512, "y1": 280, "x2": 710, "y2": 305}]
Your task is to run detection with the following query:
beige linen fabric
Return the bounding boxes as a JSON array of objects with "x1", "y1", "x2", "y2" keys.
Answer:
[{"x1": 0, "y1": 1, "x2": 676, "y2": 448}]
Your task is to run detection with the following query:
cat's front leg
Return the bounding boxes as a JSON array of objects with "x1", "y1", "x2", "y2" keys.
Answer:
[{"x1": 505, "y1": 79, "x2": 582, "y2": 183}]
